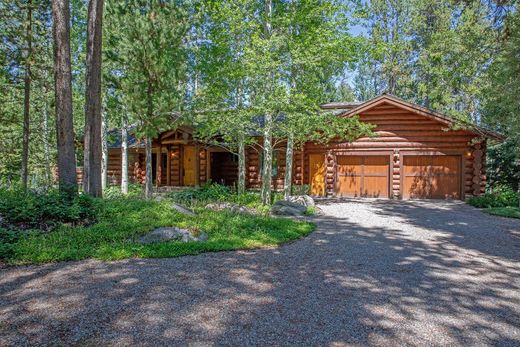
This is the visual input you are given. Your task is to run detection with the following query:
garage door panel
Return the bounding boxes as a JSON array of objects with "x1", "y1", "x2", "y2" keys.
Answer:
[
  {"x1": 404, "y1": 176, "x2": 430, "y2": 199},
  {"x1": 364, "y1": 156, "x2": 389, "y2": 175},
  {"x1": 430, "y1": 176, "x2": 460, "y2": 199},
  {"x1": 403, "y1": 155, "x2": 461, "y2": 200},
  {"x1": 403, "y1": 156, "x2": 429, "y2": 175},
  {"x1": 336, "y1": 155, "x2": 389, "y2": 198},
  {"x1": 363, "y1": 176, "x2": 389, "y2": 198},
  {"x1": 337, "y1": 176, "x2": 361, "y2": 197},
  {"x1": 337, "y1": 156, "x2": 362, "y2": 175}
]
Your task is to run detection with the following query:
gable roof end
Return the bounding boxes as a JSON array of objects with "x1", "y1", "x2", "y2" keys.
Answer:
[{"x1": 335, "y1": 94, "x2": 503, "y2": 140}]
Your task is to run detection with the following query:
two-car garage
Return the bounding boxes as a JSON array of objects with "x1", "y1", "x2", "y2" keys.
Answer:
[{"x1": 311, "y1": 153, "x2": 463, "y2": 200}]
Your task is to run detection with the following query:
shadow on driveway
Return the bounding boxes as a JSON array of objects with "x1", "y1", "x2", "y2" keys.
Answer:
[{"x1": 1, "y1": 200, "x2": 519, "y2": 346}]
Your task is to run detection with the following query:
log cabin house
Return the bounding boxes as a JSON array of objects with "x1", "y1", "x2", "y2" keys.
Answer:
[{"x1": 105, "y1": 94, "x2": 501, "y2": 200}]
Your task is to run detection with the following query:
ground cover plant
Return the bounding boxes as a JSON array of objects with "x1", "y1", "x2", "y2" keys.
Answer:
[
  {"x1": 0, "y1": 187, "x2": 314, "y2": 265},
  {"x1": 467, "y1": 186, "x2": 520, "y2": 219}
]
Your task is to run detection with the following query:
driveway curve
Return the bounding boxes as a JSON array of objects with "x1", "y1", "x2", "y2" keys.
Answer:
[{"x1": 1, "y1": 200, "x2": 520, "y2": 346}]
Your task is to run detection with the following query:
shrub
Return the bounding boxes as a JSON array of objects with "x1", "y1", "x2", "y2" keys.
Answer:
[
  {"x1": 0, "y1": 187, "x2": 102, "y2": 230},
  {"x1": 0, "y1": 227, "x2": 19, "y2": 259},
  {"x1": 467, "y1": 187, "x2": 519, "y2": 208},
  {"x1": 169, "y1": 182, "x2": 233, "y2": 206},
  {"x1": 104, "y1": 184, "x2": 143, "y2": 199}
]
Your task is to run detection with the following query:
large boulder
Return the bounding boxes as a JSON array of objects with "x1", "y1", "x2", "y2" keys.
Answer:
[
  {"x1": 286, "y1": 195, "x2": 315, "y2": 207},
  {"x1": 137, "y1": 227, "x2": 208, "y2": 244},
  {"x1": 271, "y1": 200, "x2": 307, "y2": 216}
]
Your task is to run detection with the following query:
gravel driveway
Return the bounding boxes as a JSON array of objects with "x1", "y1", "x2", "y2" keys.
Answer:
[{"x1": 1, "y1": 200, "x2": 520, "y2": 346}]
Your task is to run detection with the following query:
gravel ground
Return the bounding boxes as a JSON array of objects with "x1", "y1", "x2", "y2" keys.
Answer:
[{"x1": 1, "y1": 200, "x2": 520, "y2": 346}]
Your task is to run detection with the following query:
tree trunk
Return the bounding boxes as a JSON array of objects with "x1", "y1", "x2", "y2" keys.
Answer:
[
  {"x1": 21, "y1": 0, "x2": 33, "y2": 189},
  {"x1": 121, "y1": 116, "x2": 128, "y2": 194},
  {"x1": 83, "y1": 0, "x2": 104, "y2": 197},
  {"x1": 43, "y1": 86, "x2": 51, "y2": 186},
  {"x1": 145, "y1": 136, "x2": 153, "y2": 199},
  {"x1": 261, "y1": 113, "x2": 273, "y2": 205},
  {"x1": 52, "y1": 0, "x2": 77, "y2": 196},
  {"x1": 238, "y1": 135, "x2": 246, "y2": 194},
  {"x1": 283, "y1": 133, "x2": 294, "y2": 200},
  {"x1": 101, "y1": 109, "x2": 108, "y2": 191},
  {"x1": 260, "y1": 0, "x2": 273, "y2": 205}
]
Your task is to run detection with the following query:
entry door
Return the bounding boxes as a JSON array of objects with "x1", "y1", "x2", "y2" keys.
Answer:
[
  {"x1": 183, "y1": 146, "x2": 197, "y2": 186},
  {"x1": 309, "y1": 154, "x2": 326, "y2": 196},
  {"x1": 402, "y1": 155, "x2": 461, "y2": 199},
  {"x1": 336, "y1": 156, "x2": 389, "y2": 198}
]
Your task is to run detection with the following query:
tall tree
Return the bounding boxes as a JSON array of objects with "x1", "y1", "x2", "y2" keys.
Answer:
[
  {"x1": 83, "y1": 0, "x2": 104, "y2": 197},
  {"x1": 52, "y1": 0, "x2": 77, "y2": 195},
  {"x1": 21, "y1": 0, "x2": 33, "y2": 189},
  {"x1": 105, "y1": 0, "x2": 189, "y2": 199},
  {"x1": 482, "y1": 5, "x2": 520, "y2": 192}
]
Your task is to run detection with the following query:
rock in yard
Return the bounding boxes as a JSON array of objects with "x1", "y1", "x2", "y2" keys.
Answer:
[
  {"x1": 172, "y1": 203, "x2": 196, "y2": 216},
  {"x1": 137, "y1": 227, "x2": 208, "y2": 244},
  {"x1": 271, "y1": 200, "x2": 307, "y2": 216},
  {"x1": 286, "y1": 195, "x2": 315, "y2": 207},
  {"x1": 205, "y1": 202, "x2": 258, "y2": 215}
]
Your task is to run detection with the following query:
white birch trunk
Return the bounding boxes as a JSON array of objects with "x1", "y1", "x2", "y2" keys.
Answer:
[
  {"x1": 261, "y1": 113, "x2": 273, "y2": 205},
  {"x1": 101, "y1": 110, "x2": 108, "y2": 192},
  {"x1": 283, "y1": 133, "x2": 294, "y2": 200},
  {"x1": 238, "y1": 135, "x2": 246, "y2": 194},
  {"x1": 145, "y1": 136, "x2": 153, "y2": 199},
  {"x1": 121, "y1": 117, "x2": 128, "y2": 194}
]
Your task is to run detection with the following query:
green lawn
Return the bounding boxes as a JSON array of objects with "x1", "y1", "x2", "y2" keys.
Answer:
[
  {"x1": 484, "y1": 206, "x2": 520, "y2": 219},
  {"x1": 5, "y1": 197, "x2": 315, "y2": 265}
]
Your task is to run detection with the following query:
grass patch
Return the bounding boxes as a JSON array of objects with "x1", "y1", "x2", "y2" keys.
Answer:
[
  {"x1": 484, "y1": 206, "x2": 520, "y2": 219},
  {"x1": 5, "y1": 197, "x2": 315, "y2": 265}
]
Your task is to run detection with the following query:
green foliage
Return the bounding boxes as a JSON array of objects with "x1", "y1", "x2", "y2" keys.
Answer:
[
  {"x1": 169, "y1": 183, "x2": 233, "y2": 206},
  {"x1": 0, "y1": 227, "x2": 19, "y2": 259},
  {"x1": 467, "y1": 187, "x2": 519, "y2": 209},
  {"x1": 304, "y1": 206, "x2": 318, "y2": 216},
  {"x1": 4, "y1": 197, "x2": 314, "y2": 264},
  {"x1": 103, "y1": 184, "x2": 143, "y2": 199},
  {"x1": 485, "y1": 207, "x2": 520, "y2": 219},
  {"x1": 169, "y1": 182, "x2": 276, "y2": 212},
  {"x1": 0, "y1": 187, "x2": 101, "y2": 230}
]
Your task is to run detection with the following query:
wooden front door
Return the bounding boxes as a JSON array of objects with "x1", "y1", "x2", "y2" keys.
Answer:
[
  {"x1": 183, "y1": 146, "x2": 197, "y2": 186},
  {"x1": 402, "y1": 155, "x2": 461, "y2": 199},
  {"x1": 336, "y1": 155, "x2": 389, "y2": 198},
  {"x1": 309, "y1": 154, "x2": 326, "y2": 196}
]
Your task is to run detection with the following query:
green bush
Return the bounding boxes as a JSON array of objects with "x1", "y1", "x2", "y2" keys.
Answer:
[
  {"x1": 467, "y1": 187, "x2": 520, "y2": 208},
  {"x1": 169, "y1": 182, "x2": 232, "y2": 206},
  {"x1": 0, "y1": 187, "x2": 102, "y2": 230},
  {"x1": 0, "y1": 227, "x2": 19, "y2": 259},
  {"x1": 104, "y1": 184, "x2": 143, "y2": 199}
]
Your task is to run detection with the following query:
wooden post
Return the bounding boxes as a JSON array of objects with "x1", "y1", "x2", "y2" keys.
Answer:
[
  {"x1": 166, "y1": 145, "x2": 171, "y2": 186},
  {"x1": 195, "y1": 144, "x2": 201, "y2": 186}
]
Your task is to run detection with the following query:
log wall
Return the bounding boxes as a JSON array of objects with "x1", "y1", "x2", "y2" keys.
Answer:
[
  {"x1": 103, "y1": 102, "x2": 488, "y2": 199},
  {"x1": 299, "y1": 102, "x2": 485, "y2": 198}
]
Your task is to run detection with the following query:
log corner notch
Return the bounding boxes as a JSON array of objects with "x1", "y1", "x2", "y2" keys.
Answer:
[
  {"x1": 472, "y1": 141, "x2": 486, "y2": 196},
  {"x1": 325, "y1": 150, "x2": 335, "y2": 197}
]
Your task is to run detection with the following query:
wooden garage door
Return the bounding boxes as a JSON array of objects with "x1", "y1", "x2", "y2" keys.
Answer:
[
  {"x1": 402, "y1": 155, "x2": 461, "y2": 199},
  {"x1": 336, "y1": 156, "x2": 389, "y2": 198}
]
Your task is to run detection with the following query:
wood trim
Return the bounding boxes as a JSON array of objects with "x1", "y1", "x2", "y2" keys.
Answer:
[
  {"x1": 166, "y1": 145, "x2": 171, "y2": 186},
  {"x1": 196, "y1": 145, "x2": 200, "y2": 186},
  {"x1": 180, "y1": 145, "x2": 184, "y2": 186}
]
